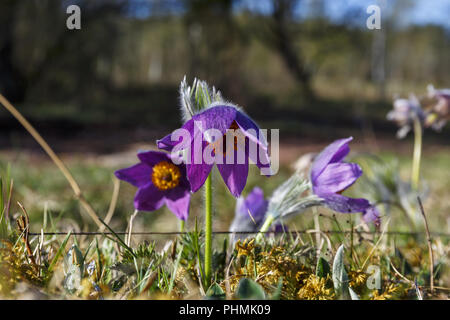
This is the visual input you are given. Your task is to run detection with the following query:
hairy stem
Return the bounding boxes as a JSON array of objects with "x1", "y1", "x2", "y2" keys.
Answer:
[
  {"x1": 179, "y1": 219, "x2": 185, "y2": 233},
  {"x1": 256, "y1": 214, "x2": 275, "y2": 242},
  {"x1": 204, "y1": 173, "x2": 213, "y2": 286},
  {"x1": 411, "y1": 116, "x2": 422, "y2": 191}
]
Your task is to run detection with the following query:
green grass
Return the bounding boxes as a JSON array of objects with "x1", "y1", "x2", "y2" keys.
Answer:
[
  {"x1": 0, "y1": 148, "x2": 448, "y2": 233},
  {"x1": 0, "y1": 147, "x2": 448, "y2": 299}
]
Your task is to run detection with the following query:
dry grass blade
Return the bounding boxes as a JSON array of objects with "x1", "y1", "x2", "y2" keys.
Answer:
[
  {"x1": 417, "y1": 196, "x2": 434, "y2": 294},
  {"x1": 16, "y1": 202, "x2": 37, "y2": 269},
  {"x1": 0, "y1": 93, "x2": 103, "y2": 229},
  {"x1": 390, "y1": 261, "x2": 413, "y2": 284},
  {"x1": 99, "y1": 177, "x2": 120, "y2": 232},
  {"x1": 5, "y1": 179, "x2": 13, "y2": 221},
  {"x1": 126, "y1": 210, "x2": 139, "y2": 247},
  {"x1": 361, "y1": 217, "x2": 391, "y2": 270}
]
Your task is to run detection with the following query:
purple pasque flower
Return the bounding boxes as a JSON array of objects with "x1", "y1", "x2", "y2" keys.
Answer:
[
  {"x1": 157, "y1": 104, "x2": 271, "y2": 197},
  {"x1": 229, "y1": 187, "x2": 286, "y2": 242},
  {"x1": 311, "y1": 137, "x2": 380, "y2": 225},
  {"x1": 115, "y1": 151, "x2": 190, "y2": 221},
  {"x1": 230, "y1": 187, "x2": 268, "y2": 231},
  {"x1": 425, "y1": 84, "x2": 450, "y2": 131},
  {"x1": 387, "y1": 95, "x2": 425, "y2": 138}
]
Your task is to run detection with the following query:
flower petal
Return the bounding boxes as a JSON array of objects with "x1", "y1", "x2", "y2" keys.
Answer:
[
  {"x1": 176, "y1": 162, "x2": 190, "y2": 189},
  {"x1": 165, "y1": 188, "x2": 190, "y2": 221},
  {"x1": 234, "y1": 111, "x2": 271, "y2": 173},
  {"x1": 137, "y1": 150, "x2": 171, "y2": 166},
  {"x1": 186, "y1": 162, "x2": 214, "y2": 193},
  {"x1": 217, "y1": 162, "x2": 249, "y2": 197},
  {"x1": 362, "y1": 206, "x2": 381, "y2": 226},
  {"x1": 273, "y1": 223, "x2": 287, "y2": 233},
  {"x1": 246, "y1": 140, "x2": 272, "y2": 174},
  {"x1": 192, "y1": 105, "x2": 237, "y2": 135},
  {"x1": 115, "y1": 163, "x2": 151, "y2": 187},
  {"x1": 311, "y1": 137, "x2": 353, "y2": 181},
  {"x1": 228, "y1": 212, "x2": 262, "y2": 244},
  {"x1": 240, "y1": 187, "x2": 268, "y2": 222},
  {"x1": 235, "y1": 110, "x2": 268, "y2": 150},
  {"x1": 157, "y1": 132, "x2": 181, "y2": 152},
  {"x1": 321, "y1": 193, "x2": 370, "y2": 214},
  {"x1": 134, "y1": 183, "x2": 165, "y2": 212},
  {"x1": 157, "y1": 119, "x2": 195, "y2": 152},
  {"x1": 313, "y1": 162, "x2": 362, "y2": 194}
]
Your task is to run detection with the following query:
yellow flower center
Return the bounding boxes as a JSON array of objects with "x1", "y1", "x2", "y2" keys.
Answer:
[{"x1": 151, "y1": 161, "x2": 181, "y2": 191}]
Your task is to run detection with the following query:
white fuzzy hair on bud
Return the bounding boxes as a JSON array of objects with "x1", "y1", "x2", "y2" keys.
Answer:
[
  {"x1": 179, "y1": 76, "x2": 225, "y2": 122},
  {"x1": 178, "y1": 76, "x2": 250, "y2": 124},
  {"x1": 267, "y1": 172, "x2": 323, "y2": 220}
]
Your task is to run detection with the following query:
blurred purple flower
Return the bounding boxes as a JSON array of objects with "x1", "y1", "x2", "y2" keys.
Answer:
[
  {"x1": 311, "y1": 137, "x2": 380, "y2": 225},
  {"x1": 361, "y1": 206, "x2": 381, "y2": 226},
  {"x1": 230, "y1": 187, "x2": 287, "y2": 243},
  {"x1": 229, "y1": 187, "x2": 286, "y2": 241},
  {"x1": 231, "y1": 187, "x2": 268, "y2": 228},
  {"x1": 157, "y1": 105, "x2": 270, "y2": 197},
  {"x1": 387, "y1": 95, "x2": 425, "y2": 139},
  {"x1": 115, "y1": 151, "x2": 191, "y2": 221},
  {"x1": 425, "y1": 84, "x2": 450, "y2": 131}
]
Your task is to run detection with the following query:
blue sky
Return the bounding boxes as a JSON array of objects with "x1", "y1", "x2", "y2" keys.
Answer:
[
  {"x1": 236, "y1": 0, "x2": 450, "y2": 29},
  {"x1": 127, "y1": 0, "x2": 450, "y2": 29}
]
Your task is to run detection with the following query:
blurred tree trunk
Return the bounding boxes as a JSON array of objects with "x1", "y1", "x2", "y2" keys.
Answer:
[
  {"x1": 183, "y1": 0, "x2": 247, "y2": 100},
  {"x1": 0, "y1": 0, "x2": 125, "y2": 105},
  {"x1": 371, "y1": 27, "x2": 386, "y2": 99},
  {"x1": 268, "y1": 0, "x2": 314, "y2": 99},
  {"x1": 0, "y1": 0, "x2": 26, "y2": 102},
  {"x1": 371, "y1": 0, "x2": 386, "y2": 99}
]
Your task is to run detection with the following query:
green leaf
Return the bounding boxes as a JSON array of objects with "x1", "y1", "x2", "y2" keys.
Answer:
[
  {"x1": 395, "y1": 248, "x2": 413, "y2": 275},
  {"x1": 110, "y1": 261, "x2": 135, "y2": 275},
  {"x1": 98, "y1": 217, "x2": 136, "y2": 259},
  {"x1": 270, "y1": 277, "x2": 283, "y2": 300},
  {"x1": 0, "y1": 178, "x2": 6, "y2": 238},
  {"x1": 48, "y1": 231, "x2": 72, "y2": 273},
  {"x1": 316, "y1": 257, "x2": 331, "y2": 278},
  {"x1": 205, "y1": 283, "x2": 225, "y2": 300},
  {"x1": 0, "y1": 178, "x2": 4, "y2": 214},
  {"x1": 235, "y1": 278, "x2": 266, "y2": 300},
  {"x1": 110, "y1": 274, "x2": 127, "y2": 292},
  {"x1": 332, "y1": 244, "x2": 350, "y2": 299},
  {"x1": 95, "y1": 238, "x2": 103, "y2": 280},
  {"x1": 414, "y1": 278, "x2": 423, "y2": 300},
  {"x1": 168, "y1": 243, "x2": 184, "y2": 293}
]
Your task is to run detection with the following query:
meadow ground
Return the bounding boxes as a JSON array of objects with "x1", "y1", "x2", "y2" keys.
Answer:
[
  {"x1": 1, "y1": 0, "x2": 448, "y2": 302},
  {"x1": 0, "y1": 135, "x2": 448, "y2": 300}
]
